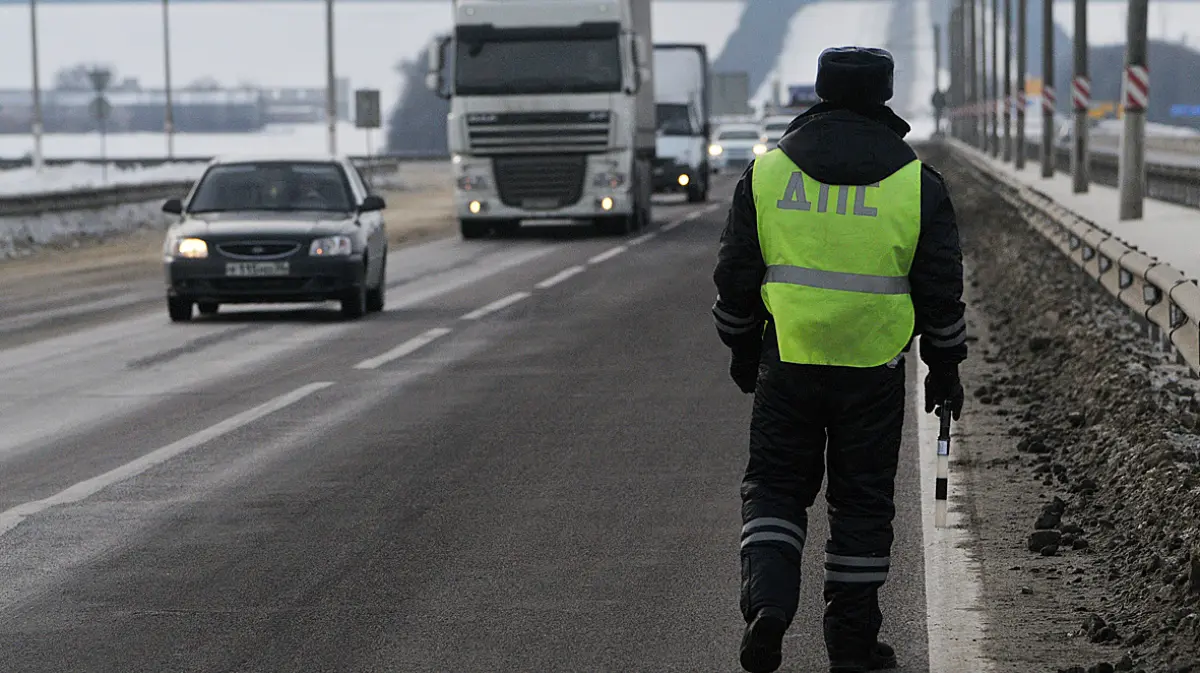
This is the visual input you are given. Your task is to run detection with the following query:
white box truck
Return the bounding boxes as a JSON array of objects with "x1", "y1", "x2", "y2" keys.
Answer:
[
  {"x1": 425, "y1": 0, "x2": 655, "y2": 238},
  {"x1": 651, "y1": 43, "x2": 711, "y2": 202}
]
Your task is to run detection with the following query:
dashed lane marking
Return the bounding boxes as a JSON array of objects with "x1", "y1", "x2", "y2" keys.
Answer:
[
  {"x1": 628, "y1": 232, "x2": 657, "y2": 246},
  {"x1": 460, "y1": 291, "x2": 532, "y2": 321},
  {"x1": 535, "y1": 265, "x2": 586, "y2": 290},
  {"x1": 354, "y1": 327, "x2": 454, "y2": 370},
  {"x1": 588, "y1": 246, "x2": 628, "y2": 264},
  {"x1": 0, "y1": 381, "x2": 335, "y2": 539}
]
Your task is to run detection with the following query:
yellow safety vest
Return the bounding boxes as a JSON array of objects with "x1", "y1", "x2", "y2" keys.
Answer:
[{"x1": 752, "y1": 149, "x2": 922, "y2": 367}]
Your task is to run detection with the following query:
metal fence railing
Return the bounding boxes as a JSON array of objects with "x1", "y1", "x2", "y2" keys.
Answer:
[{"x1": 945, "y1": 137, "x2": 1200, "y2": 374}]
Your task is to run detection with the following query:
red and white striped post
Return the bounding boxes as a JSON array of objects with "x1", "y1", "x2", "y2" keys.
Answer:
[
  {"x1": 1072, "y1": 76, "x2": 1090, "y2": 111},
  {"x1": 1124, "y1": 65, "x2": 1149, "y2": 112},
  {"x1": 1041, "y1": 85, "x2": 1055, "y2": 114}
]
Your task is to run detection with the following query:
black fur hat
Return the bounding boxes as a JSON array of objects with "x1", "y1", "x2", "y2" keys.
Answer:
[{"x1": 815, "y1": 46, "x2": 895, "y2": 106}]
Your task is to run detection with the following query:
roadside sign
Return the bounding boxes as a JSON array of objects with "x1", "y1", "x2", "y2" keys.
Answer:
[
  {"x1": 89, "y1": 96, "x2": 112, "y2": 121},
  {"x1": 355, "y1": 89, "x2": 381, "y2": 129},
  {"x1": 1170, "y1": 104, "x2": 1200, "y2": 118}
]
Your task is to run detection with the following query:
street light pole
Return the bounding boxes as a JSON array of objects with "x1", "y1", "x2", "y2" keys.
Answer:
[
  {"x1": 1015, "y1": 0, "x2": 1027, "y2": 169},
  {"x1": 325, "y1": 0, "x2": 337, "y2": 155},
  {"x1": 1041, "y1": 0, "x2": 1055, "y2": 177},
  {"x1": 1003, "y1": 0, "x2": 1012, "y2": 161},
  {"x1": 162, "y1": 0, "x2": 175, "y2": 159},
  {"x1": 29, "y1": 0, "x2": 44, "y2": 172},
  {"x1": 1071, "y1": 0, "x2": 1089, "y2": 192}
]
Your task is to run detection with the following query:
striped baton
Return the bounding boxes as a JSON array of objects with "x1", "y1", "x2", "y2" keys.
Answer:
[{"x1": 935, "y1": 404, "x2": 953, "y2": 528}]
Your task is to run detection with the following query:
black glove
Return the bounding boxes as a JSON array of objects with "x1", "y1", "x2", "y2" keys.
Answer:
[
  {"x1": 729, "y1": 345, "x2": 758, "y2": 393},
  {"x1": 924, "y1": 364, "x2": 964, "y2": 420}
]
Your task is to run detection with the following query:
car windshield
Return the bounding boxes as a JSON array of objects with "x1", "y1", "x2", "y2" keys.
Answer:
[
  {"x1": 455, "y1": 35, "x2": 622, "y2": 96},
  {"x1": 187, "y1": 162, "x2": 354, "y2": 213},
  {"x1": 764, "y1": 123, "x2": 790, "y2": 134},
  {"x1": 657, "y1": 104, "x2": 695, "y2": 135},
  {"x1": 718, "y1": 129, "x2": 760, "y2": 140}
]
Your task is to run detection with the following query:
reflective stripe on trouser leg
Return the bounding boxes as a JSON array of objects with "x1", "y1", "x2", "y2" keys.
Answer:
[
  {"x1": 741, "y1": 517, "x2": 806, "y2": 553},
  {"x1": 824, "y1": 553, "x2": 891, "y2": 583}
]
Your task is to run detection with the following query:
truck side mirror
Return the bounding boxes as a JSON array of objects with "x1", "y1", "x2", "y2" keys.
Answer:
[{"x1": 425, "y1": 35, "x2": 452, "y2": 100}]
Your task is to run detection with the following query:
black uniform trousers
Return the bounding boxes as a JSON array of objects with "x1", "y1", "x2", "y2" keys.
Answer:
[{"x1": 739, "y1": 353, "x2": 905, "y2": 666}]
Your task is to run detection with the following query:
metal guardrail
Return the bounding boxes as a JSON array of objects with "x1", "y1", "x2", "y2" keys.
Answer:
[
  {"x1": 0, "y1": 151, "x2": 449, "y2": 171},
  {"x1": 945, "y1": 137, "x2": 1200, "y2": 374},
  {"x1": 1017, "y1": 139, "x2": 1200, "y2": 210},
  {"x1": 0, "y1": 155, "x2": 437, "y2": 217}
]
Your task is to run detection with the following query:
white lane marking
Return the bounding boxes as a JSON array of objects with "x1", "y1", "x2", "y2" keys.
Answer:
[
  {"x1": 461, "y1": 291, "x2": 532, "y2": 321},
  {"x1": 660, "y1": 220, "x2": 684, "y2": 232},
  {"x1": 0, "y1": 381, "x2": 334, "y2": 539},
  {"x1": 354, "y1": 327, "x2": 454, "y2": 370},
  {"x1": 535, "y1": 265, "x2": 586, "y2": 290},
  {"x1": 588, "y1": 245, "x2": 628, "y2": 264},
  {"x1": 628, "y1": 232, "x2": 657, "y2": 246},
  {"x1": 916, "y1": 357, "x2": 993, "y2": 672}
]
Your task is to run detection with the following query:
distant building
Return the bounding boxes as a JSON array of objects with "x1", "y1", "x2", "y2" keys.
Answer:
[{"x1": 0, "y1": 78, "x2": 351, "y2": 134}]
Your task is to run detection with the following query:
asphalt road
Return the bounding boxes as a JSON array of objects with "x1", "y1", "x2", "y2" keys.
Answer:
[{"x1": 0, "y1": 175, "x2": 931, "y2": 673}]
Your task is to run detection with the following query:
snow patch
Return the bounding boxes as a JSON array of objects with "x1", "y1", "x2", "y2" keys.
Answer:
[{"x1": 0, "y1": 200, "x2": 170, "y2": 259}]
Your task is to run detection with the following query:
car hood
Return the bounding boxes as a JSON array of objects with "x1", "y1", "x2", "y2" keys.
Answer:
[{"x1": 173, "y1": 211, "x2": 356, "y2": 239}]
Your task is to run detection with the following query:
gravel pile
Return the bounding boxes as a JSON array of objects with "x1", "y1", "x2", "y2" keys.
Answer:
[{"x1": 927, "y1": 144, "x2": 1200, "y2": 673}]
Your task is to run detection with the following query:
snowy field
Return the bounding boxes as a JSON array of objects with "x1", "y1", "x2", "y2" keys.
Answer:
[
  {"x1": 750, "y1": 0, "x2": 894, "y2": 107},
  {"x1": 0, "y1": 161, "x2": 204, "y2": 197}
]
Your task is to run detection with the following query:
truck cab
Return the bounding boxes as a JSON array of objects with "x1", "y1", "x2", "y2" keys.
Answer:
[
  {"x1": 426, "y1": 0, "x2": 655, "y2": 238},
  {"x1": 651, "y1": 43, "x2": 710, "y2": 203}
]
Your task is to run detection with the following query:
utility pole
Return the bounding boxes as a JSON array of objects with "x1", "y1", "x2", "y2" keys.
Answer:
[
  {"x1": 1003, "y1": 0, "x2": 1013, "y2": 161},
  {"x1": 990, "y1": 0, "x2": 1000, "y2": 156},
  {"x1": 1119, "y1": 0, "x2": 1150, "y2": 220},
  {"x1": 934, "y1": 23, "x2": 945, "y2": 135},
  {"x1": 162, "y1": 0, "x2": 175, "y2": 159},
  {"x1": 29, "y1": 0, "x2": 44, "y2": 172},
  {"x1": 1040, "y1": 0, "x2": 1055, "y2": 177},
  {"x1": 968, "y1": 0, "x2": 978, "y2": 147},
  {"x1": 950, "y1": 3, "x2": 962, "y2": 140},
  {"x1": 978, "y1": 0, "x2": 988, "y2": 150},
  {"x1": 1015, "y1": 0, "x2": 1027, "y2": 169},
  {"x1": 1071, "y1": 0, "x2": 1089, "y2": 192},
  {"x1": 325, "y1": 0, "x2": 337, "y2": 155}
]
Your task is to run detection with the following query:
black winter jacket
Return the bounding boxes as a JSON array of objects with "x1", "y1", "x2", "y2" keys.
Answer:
[{"x1": 712, "y1": 102, "x2": 968, "y2": 368}]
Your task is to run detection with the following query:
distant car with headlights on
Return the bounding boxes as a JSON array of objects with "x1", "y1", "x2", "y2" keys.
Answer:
[
  {"x1": 758, "y1": 115, "x2": 795, "y2": 150},
  {"x1": 709, "y1": 122, "x2": 768, "y2": 173},
  {"x1": 161, "y1": 155, "x2": 388, "y2": 322}
]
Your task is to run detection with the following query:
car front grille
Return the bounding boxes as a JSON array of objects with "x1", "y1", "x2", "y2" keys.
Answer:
[
  {"x1": 216, "y1": 241, "x2": 302, "y2": 260},
  {"x1": 493, "y1": 155, "x2": 586, "y2": 210},
  {"x1": 209, "y1": 278, "x2": 313, "y2": 292}
]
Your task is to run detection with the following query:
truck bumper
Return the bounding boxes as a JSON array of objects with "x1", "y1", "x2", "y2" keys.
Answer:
[{"x1": 455, "y1": 190, "x2": 635, "y2": 221}]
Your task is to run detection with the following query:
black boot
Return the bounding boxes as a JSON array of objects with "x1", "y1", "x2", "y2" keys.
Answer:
[
  {"x1": 739, "y1": 607, "x2": 788, "y2": 673},
  {"x1": 829, "y1": 642, "x2": 897, "y2": 672}
]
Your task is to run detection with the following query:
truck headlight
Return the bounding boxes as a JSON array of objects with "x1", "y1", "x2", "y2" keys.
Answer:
[
  {"x1": 708, "y1": 144, "x2": 724, "y2": 156},
  {"x1": 310, "y1": 235, "x2": 353, "y2": 257},
  {"x1": 172, "y1": 237, "x2": 208, "y2": 259},
  {"x1": 456, "y1": 175, "x2": 489, "y2": 191},
  {"x1": 752, "y1": 143, "x2": 768, "y2": 155},
  {"x1": 593, "y1": 172, "x2": 627, "y2": 188}
]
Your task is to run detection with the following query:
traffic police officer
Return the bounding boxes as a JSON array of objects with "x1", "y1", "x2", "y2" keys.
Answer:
[{"x1": 712, "y1": 47, "x2": 967, "y2": 673}]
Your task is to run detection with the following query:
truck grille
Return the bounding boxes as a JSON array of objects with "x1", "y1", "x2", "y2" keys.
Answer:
[
  {"x1": 216, "y1": 241, "x2": 301, "y2": 260},
  {"x1": 493, "y1": 155, "x2": 586, "y2": 210},
  {"x1": 467, "y1": 111, "x2": 610, "y2": 155}
]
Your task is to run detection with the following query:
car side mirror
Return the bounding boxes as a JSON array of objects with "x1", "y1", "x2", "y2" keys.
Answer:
[
  {"x1": 359, "y1": 195, "x2": 386, "y2": 212},
  {"x1": 162, "y1": 198, "x2": 183, "y2": 215}
]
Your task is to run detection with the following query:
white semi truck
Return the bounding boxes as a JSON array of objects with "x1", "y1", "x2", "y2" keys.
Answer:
[
  {"x1": 651, "y1": 43, "x2": 710, "y2": 203},
  {"x1": 425, "y1": 0, "x2": 655, "y2": 238}
]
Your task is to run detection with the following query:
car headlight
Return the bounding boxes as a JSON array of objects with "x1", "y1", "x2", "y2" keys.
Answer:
[
  {"x1": 708, "y1": 144, "x2": 724, "y2": 156},
  {"x1": 171, "y1": 237, "x2": 208, "y2": 259},
  {"x1": 456, "y1": 175, "x2": 489, "y2": 191},
  {"x1": 309, "y1": 235, "x2": 353, "y2": 257},
  {"x1": 593, "y1": 172, "x2": 627, "y2": 188},
  {"x1": 752, "y1": 143, "x2": 768, "y2": 155}
]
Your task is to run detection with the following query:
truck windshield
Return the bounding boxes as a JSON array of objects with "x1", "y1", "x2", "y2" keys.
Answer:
[
  {"x1": 455, "y1": 37, "x2": 622, "y2": 96},
  {"x1": 656, "y1": 104, "x2": 695, "y2": 135}
]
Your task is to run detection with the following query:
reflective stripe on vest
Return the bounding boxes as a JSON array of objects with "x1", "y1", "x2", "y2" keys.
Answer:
[{"x1": 753, "y1": 149, "x2": 922, "y2": 367}]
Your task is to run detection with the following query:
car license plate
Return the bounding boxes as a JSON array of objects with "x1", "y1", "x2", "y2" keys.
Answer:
[{"x1": 225, "y1": 262, "x2": 290, "y2": 277}]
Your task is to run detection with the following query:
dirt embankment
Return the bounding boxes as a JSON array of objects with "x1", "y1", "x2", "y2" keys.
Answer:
[{"x1": 919, "y1": 144, "x2": 1200, "y2": 673}]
